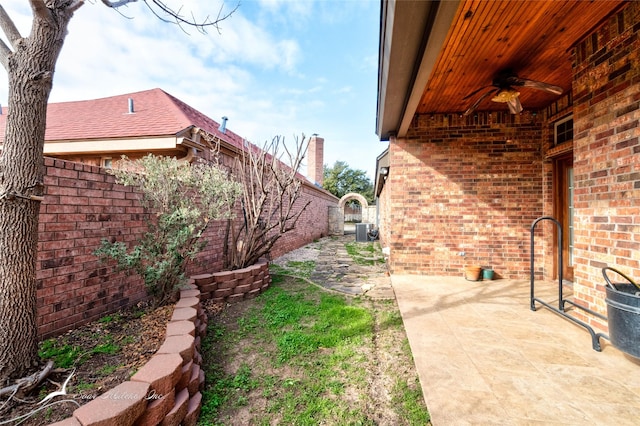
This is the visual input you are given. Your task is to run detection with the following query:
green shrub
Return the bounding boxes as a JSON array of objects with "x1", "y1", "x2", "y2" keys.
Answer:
[{"x1": 95, "y1": 155, "x2": 241, "y2": 306}]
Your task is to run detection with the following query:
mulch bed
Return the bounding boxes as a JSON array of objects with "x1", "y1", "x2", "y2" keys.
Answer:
[{"x1": 1, "y1": 301, "x2": 175, "y2": 425}]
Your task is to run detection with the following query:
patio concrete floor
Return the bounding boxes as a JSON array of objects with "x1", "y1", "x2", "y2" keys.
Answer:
[{"x1": 392, "y1": 275, "x2": 640, "y2": 425}]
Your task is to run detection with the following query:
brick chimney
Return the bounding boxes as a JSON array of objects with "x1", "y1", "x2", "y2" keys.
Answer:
[{"x1": 307, "y1": 134, "x2": 324, "y2": 186}]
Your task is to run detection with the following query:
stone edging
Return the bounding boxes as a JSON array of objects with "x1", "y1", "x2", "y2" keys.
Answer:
[
  {"x1": 190, "y1": 260, "x2": 271, "y2": 303},
  {"x1": 48, "y1": 284, "x2": 207, "y2": 426}
]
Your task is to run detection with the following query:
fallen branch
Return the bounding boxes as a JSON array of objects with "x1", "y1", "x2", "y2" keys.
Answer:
[{"x1": 0, "y1": 361, "x2": 54, "y2": 398}]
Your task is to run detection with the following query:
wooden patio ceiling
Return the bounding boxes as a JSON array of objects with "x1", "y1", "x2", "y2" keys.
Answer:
[{"x1": 417, "y1": 0, "x2": 627, "y2": 115}]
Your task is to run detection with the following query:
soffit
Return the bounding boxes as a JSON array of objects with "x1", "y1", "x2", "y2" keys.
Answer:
[{"x1": 417, "y1": 0, "x2": 626, "y2": 115}]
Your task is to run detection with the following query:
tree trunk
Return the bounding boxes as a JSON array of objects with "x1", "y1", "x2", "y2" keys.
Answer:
[{"x1": 0, "y1": 4, "x2": 74, "y2": 384}]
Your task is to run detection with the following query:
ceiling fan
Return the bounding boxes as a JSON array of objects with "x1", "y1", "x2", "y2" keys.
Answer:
[{"x1": 463, "y1": 70, "x2": 563, "y2": 116}]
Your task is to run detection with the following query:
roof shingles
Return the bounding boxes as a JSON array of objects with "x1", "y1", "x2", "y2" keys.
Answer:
[{"x1": 0, "y1": 88, "x2": 246, "y2": 151}]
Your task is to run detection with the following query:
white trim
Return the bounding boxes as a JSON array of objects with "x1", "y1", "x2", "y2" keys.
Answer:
[
  {"x1": 43, "y1": 136, "x2": 181, "y2": 155},
  {"x1": 554, "y1": 115, "x2": 573, "y2": 145}
]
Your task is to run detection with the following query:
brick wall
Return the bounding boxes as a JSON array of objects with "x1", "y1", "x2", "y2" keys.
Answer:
[
  {"x1": 384, "y1": 112, "x2": 544, "y2": 278},
  {"x1": 37, "y1": 157, "x2": 337, "y2": 339},
  {"x1": 568, "y1": 2, "x2": 640, "y2": 326}
]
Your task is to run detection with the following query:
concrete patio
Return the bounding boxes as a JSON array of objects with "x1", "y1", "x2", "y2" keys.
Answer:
[{"x1": 392, "y1": 275, "x2": 640, "y2": 425}]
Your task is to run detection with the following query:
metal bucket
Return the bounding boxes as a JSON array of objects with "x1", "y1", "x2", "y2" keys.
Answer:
[{"x1": 605, "y1": 284, "x2": 640, "y2": 359}]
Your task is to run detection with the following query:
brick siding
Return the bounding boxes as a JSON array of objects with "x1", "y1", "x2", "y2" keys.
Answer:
[
  {"x1": 568, "y1": 2, "x2": 640, "y2": 327},
  {"x1": 385, "y1": 113, "x2": 544, "y2": 278}
]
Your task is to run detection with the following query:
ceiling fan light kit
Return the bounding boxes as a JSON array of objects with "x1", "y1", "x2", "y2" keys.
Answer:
[
  {"x1": 463, "y1": 70, "x2": 563, "y2": 116},
  {"x1": 491, "y1": 89, "x2": 520, "y2": 103}
]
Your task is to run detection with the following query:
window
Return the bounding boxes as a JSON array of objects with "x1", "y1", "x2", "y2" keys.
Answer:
[
  {"x1": 554, "y1": 116, "x2": 573, "y2": 145},
  {"x1": 101, "y1": 157, "x2": 113, "y2": 169}
]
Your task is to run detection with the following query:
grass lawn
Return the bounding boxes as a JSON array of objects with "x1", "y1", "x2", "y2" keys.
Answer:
[{"x1": 198, "y1": 260, "x2": 430, "y2": 425}]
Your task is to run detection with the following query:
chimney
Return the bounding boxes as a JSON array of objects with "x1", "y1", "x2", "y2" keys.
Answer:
[
  {"x1": 127, "y1": 98, "x2": 134, "y2": 114},
  {"x1": 219, "y1": 116, "x2": 228, "y2": 134},
  {"x1": 307, "y1": 134, "x2": 324, "y2": 186}
]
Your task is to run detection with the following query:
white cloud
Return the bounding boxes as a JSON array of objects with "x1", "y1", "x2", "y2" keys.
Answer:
[{"x1": 0, "y1": 0, "x2": 382, "y2": 178}]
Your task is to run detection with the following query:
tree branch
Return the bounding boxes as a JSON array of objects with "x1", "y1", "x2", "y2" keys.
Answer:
[
  {"x1": 68, "y1": 0, "x2": 86, "y2": 13},
  {"x1": 0, "y1": 39, "x2": 10, "y2": 71},
  {"x1": 0, "y1": 5, "x2": 23, "y2": 50},
  {"x1": 101, "y1": 0, "x2": 138, "y2": 8},
  {"x1": 0, "y1": 361, "x2": 54, "y2": 398},
  {"x1": 101, "y1": 0, "x2": 238, "y2": 34},
  {"x1": 29, "y1": 0, "x2": 54, "y2": 24}
]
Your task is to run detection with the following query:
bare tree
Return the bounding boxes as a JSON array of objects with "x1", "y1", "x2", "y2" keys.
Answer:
[
  {"x1": 224, "y1": 135, "x2": 311, "y2": 270},
  {"x1": 0, "y1": 0, "x2": 235, "y2": 384}
]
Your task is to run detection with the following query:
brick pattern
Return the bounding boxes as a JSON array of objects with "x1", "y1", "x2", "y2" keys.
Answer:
[
  {"x1": 48, "y1": 285, "x2": 207, "y2": 426},
  {"x1": 37, "y1": 156, "x2": 337, "y2": 339},
  {"x1": 37, "y1": 158, "x2": 150, "y2": 339},
  {"x1": 384, "y1": 112, "x2": 544, "y2": 278},
  {"x1": 568, "y1": 2, "x2": 640, "y2": 327}
]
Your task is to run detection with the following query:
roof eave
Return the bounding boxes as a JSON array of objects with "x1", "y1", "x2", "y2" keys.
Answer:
[{"x1": 376, "y1": 0, "x2": 460, "y2": 141}]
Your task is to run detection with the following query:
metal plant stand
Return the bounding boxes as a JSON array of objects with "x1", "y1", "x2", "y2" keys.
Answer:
[{"x1": 529, "y1": 216, "x2": 609, "y2": 351}]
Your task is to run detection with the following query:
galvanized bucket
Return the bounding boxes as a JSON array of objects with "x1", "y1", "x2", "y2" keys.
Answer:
[{"x1": 602, "y1": 267, "x2": 640, "y2": 359}]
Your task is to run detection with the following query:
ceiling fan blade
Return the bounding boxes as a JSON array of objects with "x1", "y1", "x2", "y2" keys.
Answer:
[
  {"x1": 507, "y1": 96, "x2": 522, "y2": 114},
  {"x1": 463, "y1": 84, "x2": 493, "y2": 100},
  {"x1": 517, "y1": 78, "x2": 563, "y2": 95},
  {"x1": 464, "y1": 89, "x2": 499, "y2": 116}
]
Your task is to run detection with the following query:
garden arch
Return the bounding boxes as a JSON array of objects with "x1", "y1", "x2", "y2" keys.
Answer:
[{"x1": 338, "y1": 192, "x2": 369, "y2": 211}]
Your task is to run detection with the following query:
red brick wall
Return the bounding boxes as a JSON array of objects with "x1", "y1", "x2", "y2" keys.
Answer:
[
  {"x1": 384, "y1": 112, "x2": 544, "y2": 278},
  {"x1": 569, "y1": 2, "x2": 640, "y2": 326},
  {"x1": 37, "y1": 157, "x2": 337, "y2": 339}
]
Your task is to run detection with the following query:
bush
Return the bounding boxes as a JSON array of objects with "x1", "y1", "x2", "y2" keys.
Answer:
[{"x1": 96, "y1": 154, "x2": 242, "y2": 306}]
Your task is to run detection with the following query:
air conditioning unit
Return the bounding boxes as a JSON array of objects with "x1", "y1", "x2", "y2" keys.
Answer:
[{"x1": 355, "y1": 223, "x2": 369, "y2": 242}]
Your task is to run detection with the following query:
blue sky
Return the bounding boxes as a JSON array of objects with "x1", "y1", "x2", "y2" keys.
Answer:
[{"x1": 0, "y1": 0, "x2": 386, "y2": 179}]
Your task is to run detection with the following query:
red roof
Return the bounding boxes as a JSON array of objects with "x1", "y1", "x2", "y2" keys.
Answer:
[{"x1": 0, "y1": 88, "x2": 246, "y2": 150}]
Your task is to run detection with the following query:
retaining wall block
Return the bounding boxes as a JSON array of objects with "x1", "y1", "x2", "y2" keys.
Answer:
[
  {"x1": 174, "y1": 297, "x2": 199, "y2": 309},
  {"x1": 133, "y1": 389, "x2": 175, "y2": 426},
  {"x1": 166, "y1": 320, "x2": 196, "y2": 337},
  {"x1": 217, "y1": 278, "x2": 237, "y2": 290},
  {"x1": 194, "y1": 349, "x2": 203, "y2": 367},
  {"x1": 191, "y1": 274, "x2": 214, "y2": 286},
  {"x1": 213, "y1": 288, "x2": 233, "y2": 298},
  {"x1": 180, "y1": 289, "x2": 200, "y2": 300},
  {"x1": 130, "y1": 353, "x2": 183, "y2": 396},
  {"x1": 73, "y1": 381, "x2": 150, "y2": 426},
  {"x1": 170, "y1": 307, "x2": 197, "y2": 323},
  {"x1": 181, "y1": 392, "x2": 202, "y2": 426},
  {"x1": 237, "y1": 276, "x2": 253, "y2": 286},
  {"x1": 177, "y1": 360, "x2": 193, "y2": 391},
  {"x1": 234, "y1": 283, "x2": 252, "y2": 294},
  {"x1": 198, "y1": 369, "x2": 205, "y2": 392},
  {"x1": 233, "y1": 267, "x2": 252, "y2": 280},
  {"x1": 199, "y1": 282, "x2": 218, "y2": 293},
  {"x1": 157, "y1": 334, "x2": 195, "y2": 364},
  {"x1": 160, "y1": 387, "x2": 189, "y2": 426},
  {"x1": 187, "y1": 364, "x2": 201, "y2": 396},
  {"x1": 212, "y1": 271, "x2": 232, "y2": 283}
]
